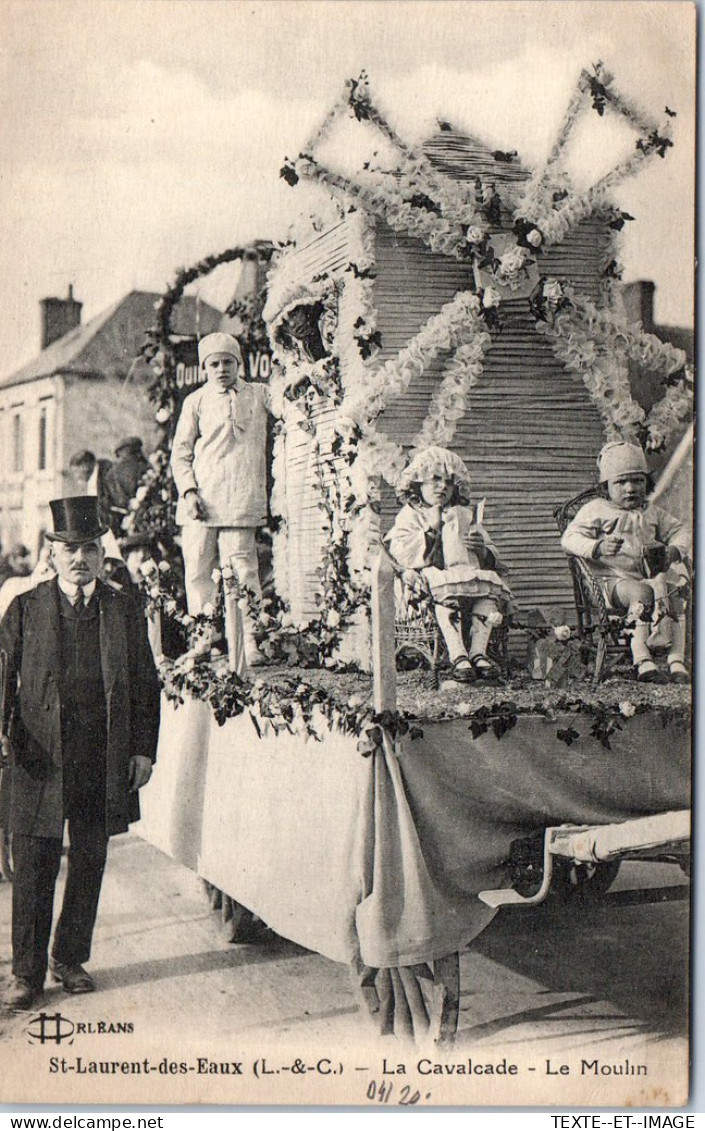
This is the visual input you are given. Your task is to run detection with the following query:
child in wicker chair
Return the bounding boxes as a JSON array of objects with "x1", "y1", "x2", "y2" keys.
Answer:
[
  {"x1": 561, "y1": 441, "x2": 690, "y2": 684},
  {"x1": 386, "y1": 447, "x2": 512, "y2": 683}
]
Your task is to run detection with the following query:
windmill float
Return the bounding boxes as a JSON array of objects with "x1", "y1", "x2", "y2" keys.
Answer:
[{"x1": 262, "y1": 67, "x2": 693, "y2": 665}]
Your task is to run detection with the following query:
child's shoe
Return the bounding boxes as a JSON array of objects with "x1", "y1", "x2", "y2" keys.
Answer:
[
  {"x1": 449, "y1": 656, "x2": 476, "y2": 684},
  {"x1": 668, "y1": 661, "x2": 690, "y2": 685},
  {"x1": 635, "y1": 659, "x2": 664, "y2": 684},
  {"x1": 469, "y1": 654, "x2": 504, "y2": 684}
]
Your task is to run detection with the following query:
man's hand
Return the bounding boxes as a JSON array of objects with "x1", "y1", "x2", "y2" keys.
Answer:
[
  {"x1": 596, "y1": 535, "x2": 624, "y2": 558},
  {"x1": 184, "y1": 490, "x2": 206, "y2": 521},
  {"x1": 129, "y1": 755, "x2": 153, "y2": 791},
  {"x1": 0, "y1": 736, "x2": 13, "y2": 771}
]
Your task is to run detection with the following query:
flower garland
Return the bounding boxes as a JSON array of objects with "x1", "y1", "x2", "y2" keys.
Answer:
[
  {"x1": 282, "y1": 69, "x2": 490, "y2": 260},
  {"x1": 411, "y1": 319, "x2": 492, "y2": 451},
  {"x1": 292, "y1": 155, "x2": 486, "y2": 263},
  {"x1": 532, "y1": 278, "x2": 693, "y2": 449},
  {"x1": 342, "y1": 289, "x2": 486, "y2": 427},
  {"x1": 159, "y1": 649, "x2": 420, "y2": 750},
  {"x1": 122, "y1": 242, "x2": 274, "y2": 544},
  {"x1": 141, "y1": 242, "x2": 274, "y2": 432},
  {"x1": 517, "y1": 63, "x2": 674, "y2": 246}
]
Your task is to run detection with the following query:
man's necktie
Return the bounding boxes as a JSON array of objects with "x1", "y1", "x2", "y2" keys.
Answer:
[{"x1": 72, "y1": 586, "x2": 85, "y2": 610}]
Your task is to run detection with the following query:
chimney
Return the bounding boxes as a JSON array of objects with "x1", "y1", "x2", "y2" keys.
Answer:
[
  {"x1": 621, "y1": 280, "x2": 655, "y2": 333},
  {"x1": 220, "y1": 250, "x2": 269, "y2": 336},
  {"x1": 40, "y1": 284, "x2": 82, "y2": 349}
]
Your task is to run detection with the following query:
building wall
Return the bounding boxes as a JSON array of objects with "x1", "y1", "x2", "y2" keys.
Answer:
[
  {"x1": 0, "y1": 374, "x2": 64, "y2": 553},
  {"x1": 0, "y1": 371, "x2": 159, "y2": 555},
  {"x1": 61, "y1": 373, "x2": 159, "y2": 474}
]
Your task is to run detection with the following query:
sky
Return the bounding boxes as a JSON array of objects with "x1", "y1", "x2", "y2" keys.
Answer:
[{"x1": 0, "y1": 0, "x2": 696, "y2": 378}]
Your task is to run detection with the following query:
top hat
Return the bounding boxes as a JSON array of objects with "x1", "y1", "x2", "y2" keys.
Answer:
[{"x1": 46, "y1": 496, "x2": 109, "y2": 544}]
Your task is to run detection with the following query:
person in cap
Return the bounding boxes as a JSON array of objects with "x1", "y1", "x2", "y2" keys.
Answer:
[
  {"x1": 0, "y1": 496, "x2": 160, "y2": 1011},
  {"x1": 386, "y1": 447, "x2": 512, "y2": 683},
  {"x1": 561, "y1": 441, "x2": 690, "y2": 683},
  {"x1": 170, "y1": 332, "x2": 270, "y2": 666},
  {"x1": 102, "y1": 437, "x2": 149, "y2": 537}
]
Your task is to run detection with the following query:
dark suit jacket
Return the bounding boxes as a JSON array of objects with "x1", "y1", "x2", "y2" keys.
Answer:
[{"x1": 0, "y1": 578, "x2": 160, "y2": 838}]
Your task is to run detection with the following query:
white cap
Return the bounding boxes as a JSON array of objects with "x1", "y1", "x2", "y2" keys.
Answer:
[
  {"x1": 597, "y1": 441, "x2": 648, "y2": 482},
  {"x1": 197, "y1": 333, "x2": 243, "y2": 367}
]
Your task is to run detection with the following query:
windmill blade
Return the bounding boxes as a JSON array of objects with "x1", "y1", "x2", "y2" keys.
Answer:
[{"x1": 516, "y1": 63, "x2": 673, "y2": 246}]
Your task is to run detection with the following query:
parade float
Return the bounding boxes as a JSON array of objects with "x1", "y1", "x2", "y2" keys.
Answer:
[{"x1": 132, "y1": 68, "x2": 692, "y2": 1042}]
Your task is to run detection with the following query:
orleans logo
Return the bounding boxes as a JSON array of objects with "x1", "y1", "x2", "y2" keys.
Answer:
[{"x1": 26, "y1": 1012, "x2": 75, "y2": 1045}]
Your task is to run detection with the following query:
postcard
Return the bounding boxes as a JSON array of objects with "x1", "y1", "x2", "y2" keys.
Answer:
[{"x1": 0, "y1": 0, "x2": 694, "y2": 1110}]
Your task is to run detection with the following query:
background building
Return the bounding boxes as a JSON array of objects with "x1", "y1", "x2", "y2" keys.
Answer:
[{"x1": 0, "y1": 287, "x2": 221, "y2": 552}]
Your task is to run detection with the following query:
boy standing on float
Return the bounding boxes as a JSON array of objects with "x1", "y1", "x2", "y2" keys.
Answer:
[{"x1": 171, "y1": 333, "x2": 269, "y2": 666}]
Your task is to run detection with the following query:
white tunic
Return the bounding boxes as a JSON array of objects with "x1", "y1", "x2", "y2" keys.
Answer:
[{"x1": 171, "y1": 379, "x2": 270, "y2": 528}]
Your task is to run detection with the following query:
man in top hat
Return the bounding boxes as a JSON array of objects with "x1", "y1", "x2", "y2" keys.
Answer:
[
  {"x1": 0, "y1": 496, "x2": 160, "y2": 1011},
  {"x1": 171, "y1": 332, "x2": 270, "y2": 666}
]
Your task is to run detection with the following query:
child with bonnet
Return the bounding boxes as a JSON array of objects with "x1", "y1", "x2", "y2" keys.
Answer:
[
  {"x1": 385, "y1": 446, "x2": 512, "y2": 683},
  {"x1": 561, "y1": 440, "x2": 690, "y2": 683}
]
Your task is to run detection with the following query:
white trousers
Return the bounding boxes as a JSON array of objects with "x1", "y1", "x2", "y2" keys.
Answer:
[{"x1": 181, "y1": 526, "x2": 261, "y2": 631}]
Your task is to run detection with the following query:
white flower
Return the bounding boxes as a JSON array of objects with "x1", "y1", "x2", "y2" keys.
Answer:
[
  {"x1": 221, "y1": 565, "x2": 234, "y2": 580},
  {"x1": 202, "y1": 602, "x2": 215, "y2": 617},
  {"x1": 482, "y1": 286, "x2": 502, "y2": 309},
  {"x1": 456, "y1": 702, "x2": 473, "y2": 717},
  {"x1": 497, "y1": 247, "x2": 527, "y2": 276},
  {"x1": 155, "y1": 406, "x2": 172, "y2": 424},
  {"x1": 139, "y1": 558, "x2": 158, "y2": 576},
  {"x1": 183, "y1": 657, "x2": 196, "y2": 672},
  {"x1": 135, "y1": 486, "x2": 148, "y2": 503},
  {"x1": 466, "y1": 225, "x2": 484, "y2": 244},
  {"x1": 347, "y1": 694, "x2": 365, "y2": 709},
  {"x1": 619, "y1": 701, "x2": 637, "y2": 718},
  {"x1": 181, "y1": 614, "x2": 194, "y2": 627},
  {"x1": 526, "y1": 228, "x2": 543, "y2": 247},
  {"x1": 211, "y1": 568, "x2": 222, "y2": 584},
  {"x1": 158, "y1": 560, "x2": 170, "y2": 573},
  {"x1": 553, "y1": 625, "x2": 572, "y2": 641},
  {"x1": 543, "y1": 280, "x2": 564, "y2": 303}
]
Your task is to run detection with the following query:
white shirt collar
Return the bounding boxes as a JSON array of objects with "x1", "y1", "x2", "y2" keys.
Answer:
[{"x1": 58, "y1": 577, "x2": 97, "y2": 604}]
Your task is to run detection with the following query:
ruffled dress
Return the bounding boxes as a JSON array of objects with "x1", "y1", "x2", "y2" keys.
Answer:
[{"x1": 386, "y1": 503, "x2": 512, "y2": 606}]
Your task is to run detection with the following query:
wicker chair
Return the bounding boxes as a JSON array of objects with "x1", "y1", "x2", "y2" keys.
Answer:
[
  {"x1": 393, "y1": 572, "x2": 445, "y2": 674},
  {"x1": 554, "y1": 486, "x2": 633, "y2": 683},
  {"x1": 386, "y1": 552, "x2": 509, "y2": 680}
]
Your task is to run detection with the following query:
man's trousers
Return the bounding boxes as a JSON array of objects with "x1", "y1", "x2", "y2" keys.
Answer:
[{"x1": 12, "y1": 819, "x2": 109, "y2": 988}]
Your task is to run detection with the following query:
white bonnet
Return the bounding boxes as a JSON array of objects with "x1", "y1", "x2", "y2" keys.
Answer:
[
  {"x1": 597, "y1": 441, "x2": 648, "y2": 482},
  {"x1": 398, "y1": 446, "x2": 472, "y2": 495}
]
